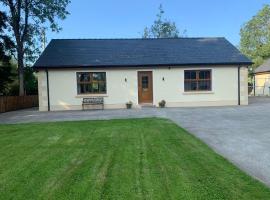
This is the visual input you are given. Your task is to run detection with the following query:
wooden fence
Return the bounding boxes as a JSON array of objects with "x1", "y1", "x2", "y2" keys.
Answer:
[{"x1": 0, "y1": 95, "x2": 38, "y2": 113}]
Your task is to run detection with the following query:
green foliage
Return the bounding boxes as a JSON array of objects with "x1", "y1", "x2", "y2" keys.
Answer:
[
  {"x1": 143, "y1": 5, "x2": 185, "y2": 38},
  {"x1": 0, "y1": 0, "x2": 70, "y2": 95},
  {"x1": 4, "y1": 66, "x2": 38, "y2": 96},
  {"x1": 0, "y1": 10, "x2": 37, "y2": 95},
  {"x1": 0, "y1": 0, "x2": 70, "y2": 61},
  {"x1": 0, "y1": 66, "x2": 15, "y2": 95},
  {"x1": 0, "y1": 11, "x2": 16, "y2": 95},
  {"x1": 24, "y1": 66, "x2": 38, "y2": 95},
  {"x1": 240, "y1": 5, "x2": 270, "y2": 68}
]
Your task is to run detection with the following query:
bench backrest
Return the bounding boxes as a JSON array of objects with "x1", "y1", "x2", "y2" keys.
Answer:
[{"x1": 82, "y1": 97, "x2": 104, "y2": 104}]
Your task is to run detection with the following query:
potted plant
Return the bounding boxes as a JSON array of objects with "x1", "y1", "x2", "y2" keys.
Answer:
[
  {"x1": 126, "y1": 101, "x2": 133, "y2": 109},
  {"x1": 159, "y1": 100, "x2": 166, "y2": 108}
]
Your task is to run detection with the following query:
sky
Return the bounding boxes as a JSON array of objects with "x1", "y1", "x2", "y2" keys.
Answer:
[{"x1": 23, "y1": 0, "x2": 270, "y2": 46}]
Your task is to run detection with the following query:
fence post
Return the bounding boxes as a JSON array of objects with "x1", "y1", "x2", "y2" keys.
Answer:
[
  {"x1": 0, "y1": 96, "x2": 3, "y2": 113},
  {"x1": 253, "y1": 74, "x2": 256, "y2": 96}
]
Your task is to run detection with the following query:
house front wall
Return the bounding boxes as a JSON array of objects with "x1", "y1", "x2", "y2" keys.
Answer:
[
  {"x1": 37, "y1": 66, "x2": 248, "y2": 111},
  {"x1": 255, "y1": 73, "x2": 270, "y2": 96}
]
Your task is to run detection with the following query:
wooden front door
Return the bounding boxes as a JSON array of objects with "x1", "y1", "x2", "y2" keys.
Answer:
[{"x1": 138, "y1": 71, "x2": 153, "y2": 104}]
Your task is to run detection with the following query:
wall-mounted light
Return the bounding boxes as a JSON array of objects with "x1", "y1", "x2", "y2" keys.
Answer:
[{"x1": 125, "y1": 78, "x2": 127, "y2": 82}]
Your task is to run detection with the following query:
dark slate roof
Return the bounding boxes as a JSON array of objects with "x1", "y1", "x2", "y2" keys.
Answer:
[
  {"x1": 33, "y1": 38, "x2": 252, "y2": 68},
  {"x1": 255, "y1": 58, "x2": 270, "y2": 73}
]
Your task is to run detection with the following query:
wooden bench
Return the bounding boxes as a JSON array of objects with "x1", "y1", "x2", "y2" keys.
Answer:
[{"x1": 82, "y1": 97, "x2": 104, "y2": 110}]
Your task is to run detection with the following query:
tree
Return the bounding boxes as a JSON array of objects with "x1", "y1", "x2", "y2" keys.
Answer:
[
  {"x1": 240, "y1": 5, "x2": 270, "y2": 68},
  {"x1": 24, "y1": 66, "x2": 37, "y2": 95},
  {"x1": 143, "y1": 4, "x2": 185, "y2": 38},
  {"x1": 0, "y1": 0, "x2": 70, "y2": 95},
  {"x1": 0, "y1": 65, "x2": 15, "y2": 95},
  {"x1": 0, "y1": 11, "x2": 16, "y2": 95}
]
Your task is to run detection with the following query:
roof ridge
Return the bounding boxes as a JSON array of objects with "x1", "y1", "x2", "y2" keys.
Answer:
[{"x1": 51, "y1": 37, "x2": 225, "y2": 41}]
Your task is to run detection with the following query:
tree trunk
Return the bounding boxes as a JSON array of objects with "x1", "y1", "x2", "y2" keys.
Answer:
[
  {"x1": 7, "y1": 0, "x2": 25, "y2": 96},
  {"x1": 17, "y1": 47, "x2": 25, "y2": 96}
]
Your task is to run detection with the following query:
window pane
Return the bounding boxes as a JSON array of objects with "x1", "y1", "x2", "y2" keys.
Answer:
[
  {"x1": 92, "y1": 82, "x2": 99, "y2": 92},
  {"x1": 190, "y1": 81, "x2": 197, "y2": 90},
  {"x1": 78, "y1": 83, "x2": 92, "y2": 94},
  {"x1": 198, "y1": 80, "x2": 211, "y2": 90},
  {"x1": 184, "y1": 81, "x2": 191, "y2": 91},
  {"x1": 99, "y1": 82, "x2": 106, "y2": 93},
  {"x1": 92, "y1": 72, "x2": 106, "y2": 81},
  {"x1": 78, "y1": 73, "x2": 90, "y2": 82},
  {"x1": 77, "y1": 84, "x2": 82, "y2": 94},
  {"x1": 92, "y1": 73, "x2": 99, "y2": 81},
  {"x1": 184, "y1": 71, "x2": 191, "y2": 80},
  {"x1": 86, "y1": 84, "x2": 92, "y2": 93},
  {"x1": 101, "y1": 73, "x2": 106, "y2": 81},
  {"x1": 205, "y1": 71, "x2": 210, "y2": 79},
  {"x1": 199, "y1": 70, "x2": 210, "y2": 79},
  {"x1": 185, "y1": 71, "x2": 196, "y2": 80},
  {"x1": 142, "y1": 76, "x2": 148, "y2": 89},
  {"x1": 190, "y1": 71, "x2": 196, "y2": 79},
  {"x1": 184, "y1": 81, "x2": 197, "y2": 91}
]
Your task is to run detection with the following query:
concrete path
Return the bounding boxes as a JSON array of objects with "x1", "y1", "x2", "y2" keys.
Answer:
[{"x1": 1, "y1": 97, "x2": 270, "y2": 187}]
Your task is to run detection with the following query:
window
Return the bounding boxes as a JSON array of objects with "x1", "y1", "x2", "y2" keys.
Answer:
[
  {"x1": 184, "y1": 70, "x2": 211, "y2": 91},
  {"x1": 142, "y1": 76, "x2": 149, "y2": 89},
  {"x1": 77, "y1": 72, "x2": 106, "y2": 94}
]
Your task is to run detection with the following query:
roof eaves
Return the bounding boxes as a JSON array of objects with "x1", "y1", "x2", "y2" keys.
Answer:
[{"x1": 33, "y1": 61, "x2": 253, "y2": 69}]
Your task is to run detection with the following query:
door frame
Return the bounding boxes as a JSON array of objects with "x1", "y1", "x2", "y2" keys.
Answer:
[{"x1": 137, "y1": 71, "x2": 153, "y2": 104}]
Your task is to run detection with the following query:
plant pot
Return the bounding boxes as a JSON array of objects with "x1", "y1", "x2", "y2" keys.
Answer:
[
  {"x1": 126, "y1": 103, "x2": 132, "y2": 109},
  {"x1": 159, "y1": 100, "x2": 166, "y2": 108}
]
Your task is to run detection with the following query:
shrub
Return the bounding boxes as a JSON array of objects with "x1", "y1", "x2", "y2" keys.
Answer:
[
  {"x1": 159, "y1": 100, "x2": 166, "y2": 108},
  {"x1": 126, "y1": 101, "x2": 133, "y2": 109}
]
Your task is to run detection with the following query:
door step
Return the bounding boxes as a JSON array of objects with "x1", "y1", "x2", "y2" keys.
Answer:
[{"x1": 140, "y1": 103, "x2": 155, "y2": 108}]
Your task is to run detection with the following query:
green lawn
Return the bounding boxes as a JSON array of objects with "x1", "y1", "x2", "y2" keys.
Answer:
[{"x1": 0, "y1": 118, "x2": 270, "y2": 200}]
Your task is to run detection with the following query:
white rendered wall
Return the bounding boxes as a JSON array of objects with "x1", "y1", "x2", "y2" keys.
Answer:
[
  {"x1": 152, "y1": 67, "x2": 239, "y2": 107},
  {"x1": 255, "y1": 73, "x2": 270, "y2": 96},
  {"x1": 37, "y1": 66, "x2": 248, "y2": 111}
]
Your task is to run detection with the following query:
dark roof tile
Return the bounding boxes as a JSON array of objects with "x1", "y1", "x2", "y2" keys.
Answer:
[
  {"x1": 255, "y1": 58, "x2": 270, "y2": 73},
  {"x1": 33, "y1": 38, "x2": 252, "y2": 68}
]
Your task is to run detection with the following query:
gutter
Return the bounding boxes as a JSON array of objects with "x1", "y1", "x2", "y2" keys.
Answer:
[
  {"x1": 33, "y1": 62, "x2": 253, "y2": 70},
  {"x1": 238, "y1": 66, "x2": 241, "y2": 105},
  {"x1": 251, "y1": 72, "x2": 256, "y2": 96},
  {"x1": 46, "y1": 68, "x2": 50, "y2": 111}
]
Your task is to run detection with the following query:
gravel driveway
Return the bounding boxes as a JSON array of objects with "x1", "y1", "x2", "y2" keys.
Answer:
[{"x1": 1, "y1": 97, "x2": 270, "y2": 187}]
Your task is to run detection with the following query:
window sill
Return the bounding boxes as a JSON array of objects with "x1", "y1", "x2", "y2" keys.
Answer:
[
  {"x1": 75, "y1": 94, "x2": 108, "y2": 98},
  {"x1": 183, "y1": 91, "x2": 214, "y2": 95}
]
